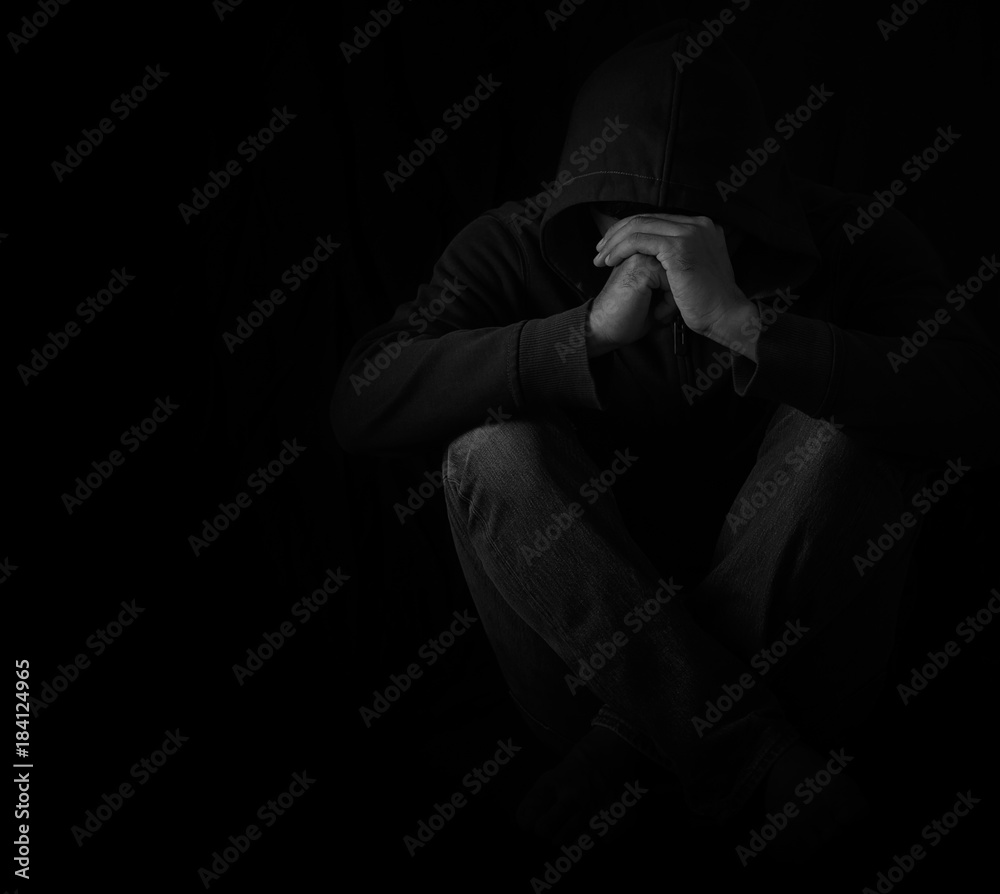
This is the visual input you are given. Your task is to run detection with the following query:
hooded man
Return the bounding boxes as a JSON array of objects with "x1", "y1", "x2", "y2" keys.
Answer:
[{"x1": 332, "y1": 20, "x2": 1000, "y2": 857}]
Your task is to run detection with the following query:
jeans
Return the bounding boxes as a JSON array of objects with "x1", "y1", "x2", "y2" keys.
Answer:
[{"x1": 441, "y1": 397, "x2": 932, "y2": 822}]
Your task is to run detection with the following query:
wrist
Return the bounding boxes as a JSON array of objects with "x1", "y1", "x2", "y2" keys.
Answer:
[
  {"x1": 585, "y1": 308, "x2": 618, "y2": 358},
  {"x1": 706, "y1": 295, "x2": 760, "y2": 361}
]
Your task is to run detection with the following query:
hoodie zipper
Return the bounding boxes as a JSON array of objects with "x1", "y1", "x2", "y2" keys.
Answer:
[
  {"x1": 672, "y1": 317, "x2": 693, "y2": 384},
  {"x1": 672, "y1": 318, "x2": 696, "y2": 419}
]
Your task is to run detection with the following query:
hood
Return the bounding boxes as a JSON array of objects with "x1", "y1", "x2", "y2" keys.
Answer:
[{"x1": 539, "y1": 20, "x2": 820, "y2": 303}]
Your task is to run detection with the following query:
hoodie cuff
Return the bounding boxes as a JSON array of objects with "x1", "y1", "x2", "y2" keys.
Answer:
[
  {"x1": 731, "y1": 309, "x2": 836, "y2": 415},
  {"x1": 518, "y1": 301, "x2": 605, "y2": 410}
]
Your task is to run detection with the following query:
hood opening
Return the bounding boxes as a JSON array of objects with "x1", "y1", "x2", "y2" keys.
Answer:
[{"x1": 538, "y1": 19, "x2": 820, "y2": 304}]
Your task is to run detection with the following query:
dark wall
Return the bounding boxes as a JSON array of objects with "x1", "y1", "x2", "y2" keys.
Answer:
[{"x1": 6, "y1": 0, "x2": 997, "y2": 891}]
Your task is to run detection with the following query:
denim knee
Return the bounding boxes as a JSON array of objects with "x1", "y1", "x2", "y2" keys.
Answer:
[
  {"x1": 442, "y1": 410, "x2": 577, "y2": 499},
  {"x1": 759, "y1": 406, "x2": 924, "y2": 495}
]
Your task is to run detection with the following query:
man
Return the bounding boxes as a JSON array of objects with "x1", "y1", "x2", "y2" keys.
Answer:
[{"x1": 332, "y1": 21, "x2": 1000, "y2": 858}]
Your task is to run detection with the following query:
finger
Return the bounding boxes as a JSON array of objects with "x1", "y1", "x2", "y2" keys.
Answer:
[
  {"x1": 595, "y1": 216, "x2": 691, "y2": 258},
  {"x1": 595, "y1": 215, "x2": 714, "y2": 266},
  {"x1": 595, "y1": 231, "x2": 680, "y2": 267},
  {"x1": 604, "y1": 259, "x2": 672, "y2": 299},
  {"x1": 596, "y1": 212, "x2": 714, "y2": 250}
]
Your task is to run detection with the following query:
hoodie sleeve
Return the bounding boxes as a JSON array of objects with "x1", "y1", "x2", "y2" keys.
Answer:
[
  {"x1": 331, "y1": 213, "x2": 606, "y2": 454},
  {"x1": 729, "y1": 206, "x2": 1000, "y2": 467}
]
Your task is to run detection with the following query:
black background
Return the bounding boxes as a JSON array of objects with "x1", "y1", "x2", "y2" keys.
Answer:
[{"x1": 4, "y1": 0, "x2": 999, "y2": 891}]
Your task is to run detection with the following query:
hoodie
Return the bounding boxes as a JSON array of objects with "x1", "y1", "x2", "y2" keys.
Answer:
[{"x1": 331, "y1": 20, "x2": 1000, "y2": 468}]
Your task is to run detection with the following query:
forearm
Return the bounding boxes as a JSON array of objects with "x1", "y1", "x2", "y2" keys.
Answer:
[
  {"x1": 724, "y1": 307, "x2": 1000, "y2": 465},
  {"x1": 333, "y1": 304, "x2": 607, "y2": 454}
]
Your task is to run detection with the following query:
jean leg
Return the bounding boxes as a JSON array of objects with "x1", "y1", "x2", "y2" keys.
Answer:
[
  {"x1": 442, "y1": 409, "x2": 799, "y2": 821},
  {"x1": 690, "y1": 405, "x2": 934, "y2": 743}
]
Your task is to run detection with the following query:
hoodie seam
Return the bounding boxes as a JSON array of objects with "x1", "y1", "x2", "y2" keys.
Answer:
[
  {"x1": 509, "y1": 322, "x2": 526, "y2": 409},
  {"x1": 563, "y1": 170, "x2": 664, "y2": 184},
  {"x1": 660, "y1": 55, "x2": 684, "y2": 207},
  {"x1": 817, "y1": 322, "x2": 841, "y2": 417}
]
